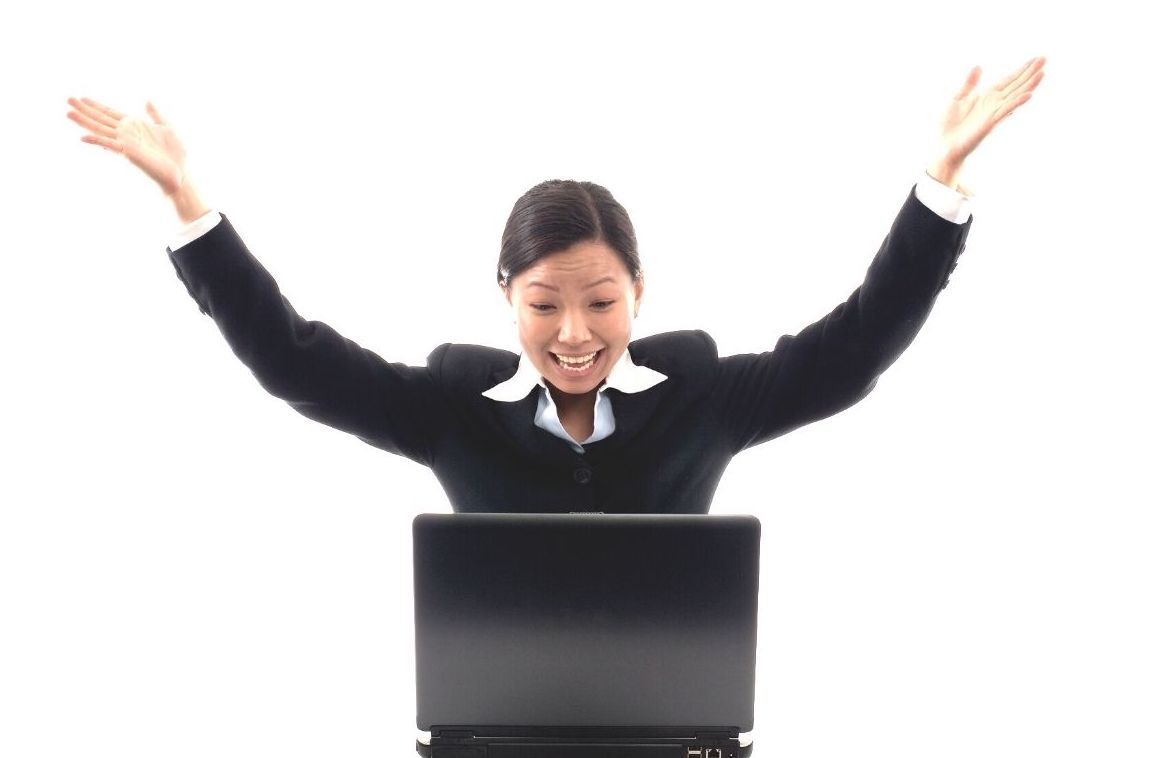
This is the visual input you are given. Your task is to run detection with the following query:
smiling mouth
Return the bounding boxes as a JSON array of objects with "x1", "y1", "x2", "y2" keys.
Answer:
[{"x1": 551, "y1": 349, "x2": 602, "y2": 373}]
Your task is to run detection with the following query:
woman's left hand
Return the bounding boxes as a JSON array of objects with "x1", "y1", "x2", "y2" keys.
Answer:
[{"x1": 928, "y1": 56, "x2": 1046, "y2": 187}]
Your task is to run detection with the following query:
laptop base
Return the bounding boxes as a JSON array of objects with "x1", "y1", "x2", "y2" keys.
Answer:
[{"x1": 416, "y1": 735, "x2": 753, "y2": 758}]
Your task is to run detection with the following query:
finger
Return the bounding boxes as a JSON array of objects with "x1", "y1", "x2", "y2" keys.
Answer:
[
  {"x1": 1007, "y1": 58, "x2": 1046, "y2": 95},
  {"x1": 997, "y1": 56, "x2": 1045, "y2": 94},
  {"x1": 66, "y1": 107, "x2": 118, "y2": 139},
  {"x1": 1017, "y1": 69, "x2": 1045, "y2": 96},
  {"x1": 996, "y1": 69, "x2": 1044, "y2": 109},
  {"x1": 79, "y1": 134, "x2": 124, "y2": 154},
  {"x1": 68, "y1": 97, "x2": 118, "y2": 130},
  {"x1": 954, "y1": 66, "x2": 982, "y2": 100},
  {"x1": 145, "y1": 100, "x2": 168, "y2": 126},
  {"x1": 79, "y1": 96, "x2": 126, "y2": 121},
  {"x1": 993, "y1": 91, "x2": 1033, "y2": 126},
  {"x1": 994, "y1": 57, "x2": 1035, "y2": 92}
]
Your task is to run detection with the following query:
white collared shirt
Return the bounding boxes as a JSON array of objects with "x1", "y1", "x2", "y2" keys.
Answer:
[{"x1": 482, "y1": 348, "x2": 667, "y2": 453}]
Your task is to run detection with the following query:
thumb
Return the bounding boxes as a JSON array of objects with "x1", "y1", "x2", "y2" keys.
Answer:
[
  {"x1": 953, "y1": 66, "x2": 982, "y2": 101},
  {"x1": 145, "y1": 100, "x2": 168, "y2": 126}
]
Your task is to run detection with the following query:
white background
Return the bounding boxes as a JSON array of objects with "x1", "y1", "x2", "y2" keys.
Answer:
[{"x1": 3, "y1": 1, "x2": 1153, "y2": 756}]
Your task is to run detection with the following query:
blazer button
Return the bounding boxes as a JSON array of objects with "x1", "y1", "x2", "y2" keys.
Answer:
[{"x1": 573, "y1": 467, "x2": 593, "y2": 485}]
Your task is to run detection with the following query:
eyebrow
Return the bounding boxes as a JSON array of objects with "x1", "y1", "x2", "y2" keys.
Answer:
[{"x1": 525, "y1": 276, "x2": 618, "y2": 292}]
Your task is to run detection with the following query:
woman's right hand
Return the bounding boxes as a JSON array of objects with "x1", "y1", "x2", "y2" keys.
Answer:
[{"x1": 66, "y1": 97, "x2": 190, "y2": 198}]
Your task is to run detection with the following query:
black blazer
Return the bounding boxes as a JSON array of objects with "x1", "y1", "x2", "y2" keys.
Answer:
[{"x1": 166, "y1": 185, "x2": 971, "y2": 513}]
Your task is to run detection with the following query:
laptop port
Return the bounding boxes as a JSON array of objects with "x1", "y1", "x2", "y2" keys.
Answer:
[
  {"x1": 706, "y1": 750, "x2": 723, "y2": 758},
  {"x1": 687, "y1": 750, "x2": 702, "y2": 758}
]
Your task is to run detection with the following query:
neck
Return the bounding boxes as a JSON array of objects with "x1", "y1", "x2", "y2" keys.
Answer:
[
  {"x1": 545, "y1": 382, "x2": 600, "y2": 442},
  {"x1": 546, "y1": 383, "x2": 598, "y2": 414}
]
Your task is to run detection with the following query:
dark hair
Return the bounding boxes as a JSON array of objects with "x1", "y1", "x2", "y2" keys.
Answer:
[{"x1": 497, "y1": 180, "x2": 641, "y2": 286}]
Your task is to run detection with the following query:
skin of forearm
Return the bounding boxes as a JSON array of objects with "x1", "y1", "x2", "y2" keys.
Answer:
[
  {"x1": 170, "y1": 180, "x2": 211, "y2": 225},
  {"x1": 926, "y1": 155, "x2": 965, "y2": 191}
]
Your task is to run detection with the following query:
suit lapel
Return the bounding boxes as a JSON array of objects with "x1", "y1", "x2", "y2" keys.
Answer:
[
  {"x1": 582, "y1": 381, "x2": 671, "y2": 461},
  {"x1": 486, "y1": 385, "x2": 580, "y2": 463}
]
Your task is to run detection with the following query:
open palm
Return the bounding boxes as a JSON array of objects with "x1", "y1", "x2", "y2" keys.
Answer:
[
  {"x1": 66, "y1": 97, "x2": 189, "y2": 197},
  {"x1": 937, "y1": 56, "x2": 1046, "y2": 167}
]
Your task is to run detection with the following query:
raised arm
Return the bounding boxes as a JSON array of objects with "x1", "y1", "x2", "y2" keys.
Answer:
[
  {"x1": 66, "y1": 97, "x2": 447, "y2": 465},
  {"x1": 714, "y1": 182, "x2": 971, "y2": 452},
  {"x1": 713, "y1": 56, "x2": 1046, "y2": 453}
]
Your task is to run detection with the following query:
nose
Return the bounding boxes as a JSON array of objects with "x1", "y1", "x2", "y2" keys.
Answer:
[{"x1": 558, "y1": 309, "x2": 592, "y2": 346}]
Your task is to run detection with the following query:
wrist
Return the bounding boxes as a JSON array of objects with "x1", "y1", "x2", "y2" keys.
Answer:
[
  {"x1": 926, "y1": 155, "x2": 965, "y2": 190},
  {"x1": 170, "y1": 180, "x2": 210, "y2": 225}
]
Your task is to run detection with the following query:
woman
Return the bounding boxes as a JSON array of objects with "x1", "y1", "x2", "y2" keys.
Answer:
[{"x1": 65, "y1": 57, "x2": 1045, "y2": 513}]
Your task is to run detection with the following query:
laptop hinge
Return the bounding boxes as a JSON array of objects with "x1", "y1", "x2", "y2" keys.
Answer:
[{"x1": 432, "y1": 729, "x2": 475, "y2": 739}]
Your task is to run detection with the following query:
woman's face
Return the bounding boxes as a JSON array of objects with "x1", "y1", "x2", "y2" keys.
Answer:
[{"x1": 505, "y1": 240, "x2": 643, "y2": 397}]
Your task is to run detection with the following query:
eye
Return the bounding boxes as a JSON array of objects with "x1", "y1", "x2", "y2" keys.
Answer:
[
  {"x1": 529, "y1": 303, "x2": 556, "y2": 313},
  {"x1": 590, "y1": 300, "x2": 615, "y2": 311}
]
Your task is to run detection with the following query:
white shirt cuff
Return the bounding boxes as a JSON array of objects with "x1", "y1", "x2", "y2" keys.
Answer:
[
  {"x1": 915, "y1": 173, "x2": 973, "y2": 225},
  {"x1": 168, "y1": 209, "x2": 223, "y2": 252}
]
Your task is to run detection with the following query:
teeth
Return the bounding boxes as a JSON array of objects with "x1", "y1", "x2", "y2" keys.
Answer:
[{"x1": 555, "y1": 351, "x2": 597, "y2": 365}]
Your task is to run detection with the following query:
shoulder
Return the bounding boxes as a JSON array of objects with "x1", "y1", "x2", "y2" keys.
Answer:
[
  {"x1": 628, "y1": 330, "x2": 719, "y2": 391},
  {"x1": 630, "y1": 329, "x2": 718, "y2": 364},
  {"x1": 427, "y1": 342, "x2": 520, "y2": 393}
]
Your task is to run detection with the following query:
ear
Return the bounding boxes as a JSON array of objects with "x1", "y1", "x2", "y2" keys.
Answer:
[
  {"x1": 632, "y1": 275, "x2": 644, "y2": 317},
  {"x1": 501, "y1": 282, "x2": 512, "y2": 306}
]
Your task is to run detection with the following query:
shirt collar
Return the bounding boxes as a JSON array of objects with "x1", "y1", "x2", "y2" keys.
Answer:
[{"x1": 482, "y1": 347, "x2": 667, "y2": 402}]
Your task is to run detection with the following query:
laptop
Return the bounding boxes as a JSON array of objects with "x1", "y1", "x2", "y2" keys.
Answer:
[{"x1": 413, "y1": 513, "x2": 760, "y2": 757}]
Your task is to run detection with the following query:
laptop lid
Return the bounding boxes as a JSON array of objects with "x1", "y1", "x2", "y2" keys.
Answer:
[{"x1": 412, "y1": 513, "x2": 760, "y2": 735}]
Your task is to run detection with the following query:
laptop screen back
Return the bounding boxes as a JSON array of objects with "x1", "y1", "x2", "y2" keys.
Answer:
[{"x1": 413, "y1": 513, "x2": 760, "y2": 732}]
